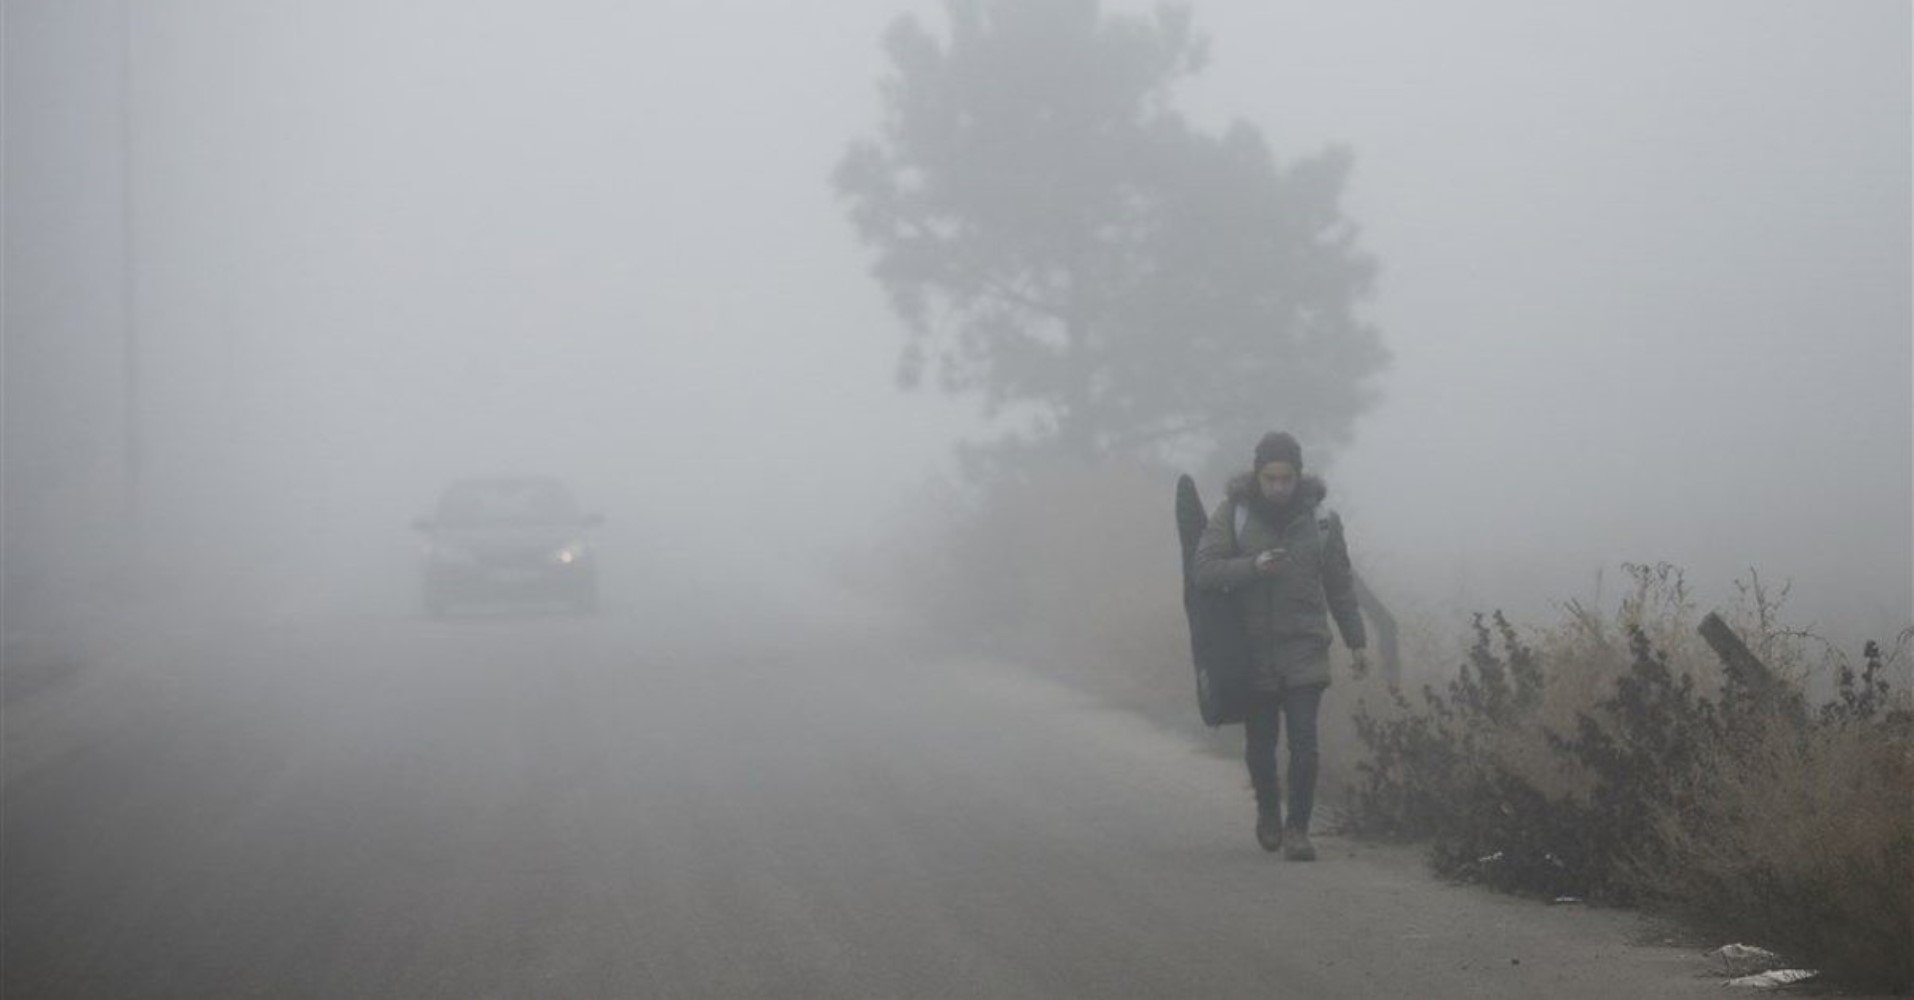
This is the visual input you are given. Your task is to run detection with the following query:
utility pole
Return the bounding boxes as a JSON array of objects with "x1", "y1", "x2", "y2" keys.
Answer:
[{"x1": 118, "y1": 0, "x2": 142, "y2": 591}]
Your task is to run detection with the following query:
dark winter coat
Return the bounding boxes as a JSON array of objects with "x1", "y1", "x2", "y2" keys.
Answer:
[{"x1": 1191, "y1": 473, "x2": 1367, "y2": 691}]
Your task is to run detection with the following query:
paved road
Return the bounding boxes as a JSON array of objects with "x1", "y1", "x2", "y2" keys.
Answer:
[{"x1": 4, "y1": 600, "x2": 1721, "y2": 998}]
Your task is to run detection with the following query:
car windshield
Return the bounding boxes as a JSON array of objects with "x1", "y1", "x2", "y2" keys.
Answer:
[{"x1": 435, "y1": 479, "x2": 580, "y2": 527}]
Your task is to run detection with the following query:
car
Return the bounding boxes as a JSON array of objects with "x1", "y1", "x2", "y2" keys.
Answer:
[{"x1": 412, "y1": 476, "x2": 603, "y2": 615}]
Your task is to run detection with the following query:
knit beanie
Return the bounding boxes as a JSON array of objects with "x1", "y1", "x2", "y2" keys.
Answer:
[{"x1": 1253, "y1": 431, "x2": 1303, "y2": 472}]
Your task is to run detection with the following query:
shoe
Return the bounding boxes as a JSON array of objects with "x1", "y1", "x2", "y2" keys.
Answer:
[
  {"x1": 1255, "y1": 785, "x2": 1286, "y2": 846},
  {"x1": 1256, "y1": 812, "x2": 1284, "y2": 853},
  {"x1": 1282, "y1": 829, "x2": 1316, "y2": 861}
]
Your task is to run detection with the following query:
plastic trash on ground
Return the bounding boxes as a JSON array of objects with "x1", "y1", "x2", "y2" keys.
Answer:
[
  {"x1": 1711, "y1": 944, "x2": 1784, "y2": 976},
  {"x1": 1710, "y1": 943, "x2": 1819, "y2": 988},
  {"x1": 1724, "y1": 968, "x2": 1818, "y2": 989}
]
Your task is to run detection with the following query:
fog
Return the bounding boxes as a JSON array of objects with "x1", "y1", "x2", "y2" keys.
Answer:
[
  {"x1": 2, "y1": 5, "x2": 1910, "y2": 994},
  {"x1": 6, "y1": 0, "x2": 1909, "y2": 646},
  {"x1": 1179, "y1": 2, "x2": 1911, "y2": 641}
]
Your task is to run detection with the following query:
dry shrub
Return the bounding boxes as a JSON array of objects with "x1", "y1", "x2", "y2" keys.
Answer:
[
  {"x1": 874, "y1": 476, "x2": 1912, "y2": 990},
  {"x1": 1639, "y1": 669, "x2": 1914, "y2": 992},
  {"x1": 1485, "y1": 566, "x2": 1726, "y2": 803},
  {"x1": 1343, "y1": 564, "x2": 1914, "y2": 991},
  {"x1": 1655, "y1": 725, "x2": 1910, "y2": 989}
]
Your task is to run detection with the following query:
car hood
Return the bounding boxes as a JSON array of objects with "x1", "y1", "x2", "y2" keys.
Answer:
[{"x1": 429, "y1": 525, "x2": 583, "y2": 552}]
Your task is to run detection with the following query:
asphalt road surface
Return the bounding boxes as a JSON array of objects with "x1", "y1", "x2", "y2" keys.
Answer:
[{"x1": 4, "y1": 597, "x2": 1726, "y2": 998}]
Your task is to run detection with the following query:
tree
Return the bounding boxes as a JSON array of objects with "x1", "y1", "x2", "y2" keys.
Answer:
[{"x1": 835, "y1": 0, "x2": 1388, "y2": 476}]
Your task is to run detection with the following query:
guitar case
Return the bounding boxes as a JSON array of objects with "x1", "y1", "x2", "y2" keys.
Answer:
[{"x1": 1175, "y1": 474, "x2": 1250, "y2": 726}]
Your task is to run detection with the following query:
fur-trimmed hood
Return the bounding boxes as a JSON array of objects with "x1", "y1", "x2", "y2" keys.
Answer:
[{"x1": 1225, "y1": 471, "x2": 1328, "y2": 510}]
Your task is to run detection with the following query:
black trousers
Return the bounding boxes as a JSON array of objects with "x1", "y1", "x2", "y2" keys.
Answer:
[{"x1": 1243, "y1": 683, "x2": 1324, "y2": 832}]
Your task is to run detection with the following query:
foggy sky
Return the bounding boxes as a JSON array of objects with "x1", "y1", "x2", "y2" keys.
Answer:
[
  {"x1": 1182, "y1": 1, "x2": 1911, "y2": 638},
  {"x1": 5, "y1": 0, "x2": 1909, "y2": 643}
]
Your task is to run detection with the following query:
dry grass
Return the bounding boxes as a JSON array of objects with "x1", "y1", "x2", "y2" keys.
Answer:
[
  {"x1": 864, "y1": 466, "x2": 1913, "y2": 991},
  {"x1": 867, "y1": 459, "x2": 1466, "y2": 837},
  {"x1": 1338, "y1": 564, "x2": 1913, "y2": 991},
  {"x1": 1640, "y1": 706, "x2": 1914, "y2": 991},
  {"x1": 881, "y1": 459, "x2": 1201, "y2": 719}
]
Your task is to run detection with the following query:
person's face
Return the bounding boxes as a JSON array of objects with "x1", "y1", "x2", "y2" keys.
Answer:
[{"x1": 1257, "y1": 461, "x2": 1299, "y2": 504}]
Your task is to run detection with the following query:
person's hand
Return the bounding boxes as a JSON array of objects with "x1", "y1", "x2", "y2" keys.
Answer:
[
  {"x1": 1350, "y1": 647, "x2": 1371, "y2": 679},
  {"x1": 1253, "y1": 548, "x2": 1284, "y2": 575}
]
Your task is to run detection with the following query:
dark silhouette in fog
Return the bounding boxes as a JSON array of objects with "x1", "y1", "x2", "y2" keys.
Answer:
[
  {"x1": 836, "y1": 0, "x2": 1387, "y2": 478},
  {"x1": 1193, "y1": 431, "x2": 1368, "y2": 858}
]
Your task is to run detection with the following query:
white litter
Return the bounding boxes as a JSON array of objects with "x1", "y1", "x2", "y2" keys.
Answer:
[
  {"x1": 1711, "y1": 944, "x2": 1784, "y2": 976},
  {"x1": 1724, "y1": 968, "x2": 1818, "y2": 989}
]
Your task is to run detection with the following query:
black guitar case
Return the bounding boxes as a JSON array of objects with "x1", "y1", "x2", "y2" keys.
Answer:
[{"x1": 1176, "y1": 474, "x2": 1250, "y2": 726}]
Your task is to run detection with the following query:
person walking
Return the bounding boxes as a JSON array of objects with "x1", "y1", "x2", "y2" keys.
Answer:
[{"x1": 1193, "y1": 432, "x2": 1368, "y2": 859}]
